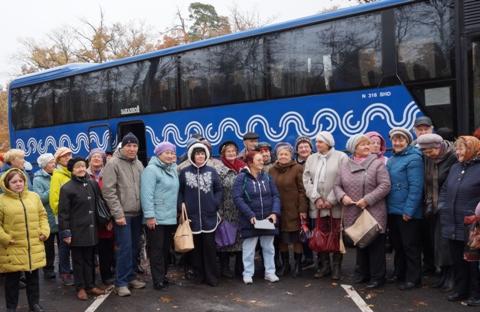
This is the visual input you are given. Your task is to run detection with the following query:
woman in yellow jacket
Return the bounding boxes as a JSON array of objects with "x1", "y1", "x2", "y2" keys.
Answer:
[{"x1": 0, "y1": 168, "x2": 50, "y2": 312}]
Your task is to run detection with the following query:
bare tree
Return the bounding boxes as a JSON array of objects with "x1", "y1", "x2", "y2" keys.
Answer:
[{"x1": 228, "y1": 2, "x2": 276, "y2": 32}]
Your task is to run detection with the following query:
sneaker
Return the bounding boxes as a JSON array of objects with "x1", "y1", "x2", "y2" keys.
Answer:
[
  {"x1": 61, "y1": 273, "x2": 74, "y2": 286},
  {"x1": 264, "y1": 274, "x2": 280, "y2": 283},
  {"x1": 128, "y1": 279, "x2": 146, "y2": 289},
  {"x1": 115, "y1": 286, "x2": 131, "y2": 297},
  {"x1": 243, "y1": 276, "x2": 253, "y2": 285}
]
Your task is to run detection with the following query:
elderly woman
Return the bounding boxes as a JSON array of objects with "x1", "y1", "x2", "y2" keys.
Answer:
[
  {"x1": 335, "y1": 134, "x2": 391, "y2": 288},
  {"x1": 179, "y1": 143, "x2": 223, "y2": 287},
  {"x1": 365, "y1": 131, "x2": 388, "y2": 164},
  {"x1": 295, "y1": 136, "x2": 313, "y2": 165},
  {"x1": 303, "y1": 131, "x2": 348, "y2": 280},
  {"x1": 217, "y1": 141, "x2": 245, "y2": 278},
  {"x1": 141, "y1": 142, "x2": 179, "y2": 290},
  {"x1": 86, "y1": 148, "x2": 115, "y2": 286},
  {"x1": 439, "y1": 136, "x2": 480, "y2": 306},
  {"x1": 0, "y1": 168, "x2": 50, "y2": 312},
  {"x1": 1, "y1": 149, "x2": 32, "y2": 190},
  {"x1": 59, "y1": 158, "x2": 106, "y2": 300},
  {"x1": 33, "y1": 153, "x2": 57, "y2": 280},
  {"x1": 386, "y1": 127, "x2": 424, "y2": 290},
  {"x1": 269, "y1": 142, "x2": 308, "y2": 277},
  {"x1": 417, "y1": 134, "x2": 457, "y2": 291},
  {"x1": 233, "y1": 150, "x2": 281, "y2": 284}
]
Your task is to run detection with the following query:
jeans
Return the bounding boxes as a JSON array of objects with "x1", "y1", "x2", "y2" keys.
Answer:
[
  {"x1": 58, "y1": 231, "x2": 72, "y2": 274},
  {"x1": 242, "y1": 235, "x2": 275, "y2": 278},
  {"x1": 114, "y1": 215, "x2": 143, "y2": 287}
]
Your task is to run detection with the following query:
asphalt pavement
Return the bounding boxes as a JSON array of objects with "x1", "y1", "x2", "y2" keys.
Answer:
[{"x1": 0, "y1": 250, "x2": 468, "y2": 312}]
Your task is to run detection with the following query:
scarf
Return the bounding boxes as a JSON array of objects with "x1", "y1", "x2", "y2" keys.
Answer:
[
  {"x1": 353, "y1": 155, "x2": 368, "y2": 164},
  {"x1": 311, "y1": 150, "x2": 330, "y2": 199},
  {"x1": 221, "y1": 156, "x2": 246, "y2": 174}
]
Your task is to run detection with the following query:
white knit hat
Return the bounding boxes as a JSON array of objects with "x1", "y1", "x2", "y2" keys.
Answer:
[
  {"x1": 37, "y1": 153, "x2": 55, "y2": 168},
  {"x1": 316, "y1": 131, "x2": 335, "y2": 147}
]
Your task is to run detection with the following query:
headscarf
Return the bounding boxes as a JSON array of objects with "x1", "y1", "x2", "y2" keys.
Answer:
[
  {"x1": 365, "y1": 131, "x2": 387, "y2": 159},
  {"x1": 455, "y1": 136, "x2": 480, "y2": 163}
]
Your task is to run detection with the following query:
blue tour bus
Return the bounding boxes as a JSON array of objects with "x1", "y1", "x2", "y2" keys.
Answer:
[{"x1": 9, "y1": 0, "x2": 477, "y2": 166}]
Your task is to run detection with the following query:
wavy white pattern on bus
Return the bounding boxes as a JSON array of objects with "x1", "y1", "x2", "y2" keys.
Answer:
[{"x1": 16, "y1": 101, "x2": 420, "y2": 156}]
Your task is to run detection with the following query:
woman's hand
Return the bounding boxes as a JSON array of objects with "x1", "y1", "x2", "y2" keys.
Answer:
[
  {"x1": 268, "y1": 214, "x2": 277, "y2": 224},
  {"x1": 250, "y1": 217, "x2": 256, "y2": 225},
  {"x1": 356, "y1": 198, "x2": 368, "y2": 209},
  {"x1": 106, "y1": 221, "x2": 113, "y2": 231},
  {"x1": 402, "y1": 214, "x2": 411, "y2": 222},
  {"x1": 299, "y1": 212, "x2": 307, "y2": 219},
  {"x1": 8, "y1": 239, "x2": 15, "y2": 245},
  {"x1": 146, "y1": 218, "x2": 156, "y2": 230},
  {"x1": 63, "y1": 237, "x2": 71, "y2": 245},
  {"x1": 315, "y1": 198, "x2": 325, "y2": 209},
  {"x1": 115, "y1": 217, "x2": 127, "y2": 226},
  {"x1": 342, "y1": 195, "x2": 355, "y2": 206},
  {"x1": 39, "y1": 234, "x2": 47, "y2": 241}
]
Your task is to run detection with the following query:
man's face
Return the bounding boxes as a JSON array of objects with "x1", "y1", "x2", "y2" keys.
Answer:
[
  {"x1": 414, "y1": 125, "x2": 433, "y2": 138},
  {"x1": 122, "y1": 143, "x2": 139, "y2": 160},
  {"x1": 244, "y1": 139, "x2": 258, "y2": 152}
]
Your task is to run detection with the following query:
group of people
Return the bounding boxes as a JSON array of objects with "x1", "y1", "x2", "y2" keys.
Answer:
[{"x1": 1, "y1": 116, "x2": 480, "y2": 311}]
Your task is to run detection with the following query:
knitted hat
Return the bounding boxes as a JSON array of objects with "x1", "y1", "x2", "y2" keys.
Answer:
[
  {"x1": 37, "y1": 153, "x2": 55, "y2": 169},
  {"x1": 389, "y1": 127, "x2": 413, "y2": 145},
  {"x1": 316, "y1": 131, "x2": 335, "y2": 147},
  {"x1": 295, "y1": 136, "x2": 313, "y2": 151},
  {"x1": 121, "y1": 132, "x2": 139, "y2": 146},
  {"x1": 417, "y1": 133, "x2": 443, "y2": 150},
  {"x1": 274, "y1": 142, "x2": 294, "y2": 156},
  {"x1": 67, "y1": 157, "x2": 86, "y2": 172},
  {"x1": 87, "y1": 148, "x2": 106, "y2": 161},
  {"x1": 154, "y1": 142, "x2": 176, "y2": 156},
  {"x1": 346, "y1": 134, "x2": 370, "y2": 154},
  {"x1": 54, "y1": 147, "x2": 72, "y2": 162}
]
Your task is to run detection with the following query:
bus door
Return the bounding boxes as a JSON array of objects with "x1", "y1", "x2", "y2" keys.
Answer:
[
  {"x1": 88, "y1": 124, "x2": 112, "y2": 153},
  {"x1": 117, "y1": 121, "x2": 147, "y2": 167},
  {"x1": 471, "y1": 37, "x2": 480, "y2": 130}
]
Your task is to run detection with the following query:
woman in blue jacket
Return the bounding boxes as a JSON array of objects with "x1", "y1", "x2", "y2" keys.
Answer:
[
  {"x1": 141, "y1": 142, "x2": 179, "y2": 290},
  {"x1": 386, "y1": 127, "x2": 424, "y2": 290},
  {"x1": 178, "y1": 143, "x2": 223, "y2": 287},
  {"x1": 233, "y1": 150, "x2": 281, "y2": 285},
  {"x1": 439, "y1": 136, "x2": 480, "y2": 306}
]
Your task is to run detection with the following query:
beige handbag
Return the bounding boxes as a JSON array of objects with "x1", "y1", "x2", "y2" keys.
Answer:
[
  {"x1": 344, "y1": 209, "x2": 381, "y2": 248},
  {"x1": 174, "y1": 203, "x2": 194, "y2": 253}
]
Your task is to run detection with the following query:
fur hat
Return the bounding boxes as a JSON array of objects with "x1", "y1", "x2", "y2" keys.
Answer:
[{"x1": 67, "y1": 157, "x2": 86, "y2": 172}]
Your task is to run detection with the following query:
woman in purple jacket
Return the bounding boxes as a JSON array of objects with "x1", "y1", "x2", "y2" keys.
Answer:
[{"x1": 335, "y1": 134, "x2": 391, "y2": 289}]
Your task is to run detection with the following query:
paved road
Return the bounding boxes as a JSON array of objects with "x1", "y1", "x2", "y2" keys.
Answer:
[{"x1": 0, "y1": 251, "x2": 468, "y2": 312}]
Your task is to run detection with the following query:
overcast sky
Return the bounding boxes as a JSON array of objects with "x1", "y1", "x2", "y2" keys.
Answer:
[{"x1": 0, "y1": 0, "x2": 355, "y2": 88}]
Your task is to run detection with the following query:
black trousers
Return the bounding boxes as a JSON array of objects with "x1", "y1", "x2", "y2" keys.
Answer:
[
  {"x1": 146, "y1": 224, "x2": 175, "y2": 286},
  {"x1": 420, "y1": 216, "x2": 435, "y2": 272},
  {"x1": 43, "y1": 232, "x2": 58, "y2": 273},
  {"x1": 388, "y1": 214, "x2": 422, "y2": 284},
  {"x1": 191, "y1": 233, "x2": 218, "y2": 285},
  {"x1": 98, "y1": 237, "x2": 115, "y2": 282},
  {"x1": 71, "y1": 246, "x2": 96, "y2": 290},
  {"x1": 449, "y1": 239, "x2": 480, "y2": 298},
  {"x1": 357, "y1": 234, "x2": 386, "y2": 283},
  {"x1": 4, "y1": 270, "x2": 39, "y2": 309}
]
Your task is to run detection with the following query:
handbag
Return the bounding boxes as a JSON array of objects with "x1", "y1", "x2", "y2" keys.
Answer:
[
  {"x1": 465, "y1": 222, "x2": 480, "y2": 262},
  {"x1": 215, "y1": 219, "x2": 237, "y2": 248},
  {"x1": 89, "y1": 180, "x2": 111, "y2": 225},
  {"x1": 174, "y1": 203, "x2": 194, "y2": 253},
  {"x1": 308, "y1": 211, "x2": 340, "y2": 253},
  {"x1": 344, "y1": 209, "x2": 381, "y2": 248}
]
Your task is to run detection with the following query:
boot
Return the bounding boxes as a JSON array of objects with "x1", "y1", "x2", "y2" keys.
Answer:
[
  {"x1": 277, "y1": 252, "x2": 290, "y2": 277},
  {"x1": 314, "y1": 253, "x2": 331, "y2": 278},
  {"x1": 441, "y1": 266, "x2": 454, "y2": 293},
  {"x1": 219, "y1": 253, "x2": 233, "y2": 278},
  {"x1": 431, "y1": 267, "x2": 447, "y2": 288},
  {"x1": 331, "y1": 253, "x2": 343, "y2": 280},
  {"x1": 292, "y1": 253, "x2": 302, "y2": 278}
]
